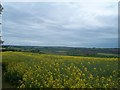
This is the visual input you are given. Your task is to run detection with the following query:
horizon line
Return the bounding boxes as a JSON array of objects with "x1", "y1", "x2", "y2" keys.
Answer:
[{"x1": 2, "y1": 44, "x2": 119, "y2": 49}]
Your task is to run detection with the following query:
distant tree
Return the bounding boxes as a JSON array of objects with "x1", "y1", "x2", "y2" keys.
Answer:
[
  {"x1": 0, "y1": 4, "x2": 3, "y2": 14},
  {"x1": 0, "y1": 3, "x2": 4, "y2": 44}
]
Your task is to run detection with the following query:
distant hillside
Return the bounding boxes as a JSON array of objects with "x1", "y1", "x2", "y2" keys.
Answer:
[{"x1": 2, "y1": 45, "x2": 119, "y2": 58}]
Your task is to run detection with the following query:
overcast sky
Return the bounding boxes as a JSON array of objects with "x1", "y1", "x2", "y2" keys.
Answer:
[{"x1": 2, "y1": 1, "x2": 118, "y2": 48}]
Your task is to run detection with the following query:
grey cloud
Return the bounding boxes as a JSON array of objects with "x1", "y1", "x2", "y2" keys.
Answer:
[{"x1": 2, "y1": 2, "x2": 118, "y2": 48}]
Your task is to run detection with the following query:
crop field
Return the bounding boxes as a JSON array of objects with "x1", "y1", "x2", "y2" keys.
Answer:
[{"x1": 2, "y1": 52, "x2": 119, "y2": 88}]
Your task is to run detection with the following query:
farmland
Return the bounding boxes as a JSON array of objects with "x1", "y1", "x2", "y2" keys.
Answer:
[
  {"x1": 2, "y1": 45, "x2": 119, "y2": 58},
  {"x1": 2, "y1": 51, "x2": 119, "y2": 88}
]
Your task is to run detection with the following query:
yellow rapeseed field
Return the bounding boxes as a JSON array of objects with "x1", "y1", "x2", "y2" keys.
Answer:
[{"x1": 2, "y1": 52, "x2": 119, "y2": 88}]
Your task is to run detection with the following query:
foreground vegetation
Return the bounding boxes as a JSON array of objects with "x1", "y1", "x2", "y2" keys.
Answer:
[{"x1": 2, "y1": 52, "x2": 119, "y2": 88}]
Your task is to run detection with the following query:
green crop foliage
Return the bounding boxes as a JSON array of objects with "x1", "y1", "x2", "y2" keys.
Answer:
[{"x1": 2, "y1": 52, "x2": 119, "y2": 88}]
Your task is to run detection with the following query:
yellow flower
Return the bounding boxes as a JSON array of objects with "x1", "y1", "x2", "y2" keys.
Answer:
[
  {"x1": 94, "y1": 68, "x2": 96, "y2": 70},
  {"x1": 84, "y1": 67, "x2": 87, "y2": 71},
  {"x1": 89, "y1": 74, "x2": 93, "y2": 79}
]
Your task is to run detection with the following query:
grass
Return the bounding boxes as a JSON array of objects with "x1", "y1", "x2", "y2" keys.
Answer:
[{"x1": 2, "y1": 51, "x2": 119, "y2": 88}]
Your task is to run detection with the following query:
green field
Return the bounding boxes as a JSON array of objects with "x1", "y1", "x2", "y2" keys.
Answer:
[{"x1": 2, "y1": 52, "x2": 119, "y2": 88}]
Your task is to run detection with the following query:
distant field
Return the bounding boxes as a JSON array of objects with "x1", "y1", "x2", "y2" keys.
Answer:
[
  {"x1": 2, "y1": 45, "x2": 119, "y2": 58},
  {"x1": 2, "y1": 52, "x2": 119, "y2": 88},
  {"x1": 97, "y1": 53, "x2": 118, "y2": 57}
]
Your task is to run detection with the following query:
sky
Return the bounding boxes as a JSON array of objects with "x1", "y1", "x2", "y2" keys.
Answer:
[{"x1": 2, "y1": 1, "x2": 118, "y2": 48}]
